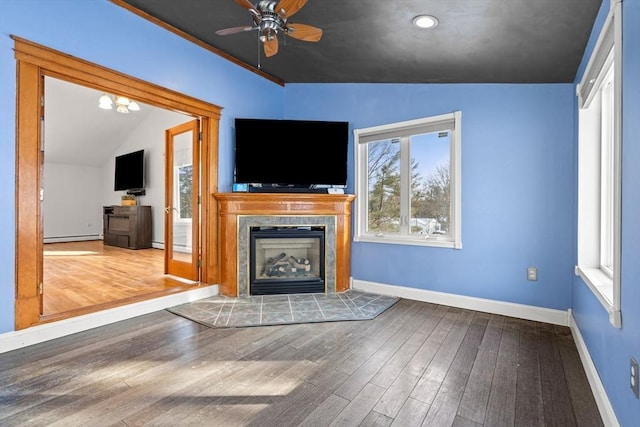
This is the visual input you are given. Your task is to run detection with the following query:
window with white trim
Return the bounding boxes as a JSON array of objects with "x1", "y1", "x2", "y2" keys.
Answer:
[
  {"x1": 354, "y1": 111, "x2": 461, "y2": 248},
  {"x1": 576, "y1": 1, "x2": 621, "y2": 327}
]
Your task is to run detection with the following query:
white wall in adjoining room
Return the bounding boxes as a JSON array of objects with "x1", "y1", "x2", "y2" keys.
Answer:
[
  {"x1": 101, "y1": 107, "x2": 193, "y2": 246},
  {"x1": 43, "y1": 163, "x2": 103, "y2": 242}
]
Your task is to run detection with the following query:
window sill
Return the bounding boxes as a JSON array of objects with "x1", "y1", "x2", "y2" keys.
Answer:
[
  {"x1": 575, "y1": 265, "x2": 621, "y2": 327},
  {"x1": 354, "y1": 235, "x2": 461, "y2": 249}
]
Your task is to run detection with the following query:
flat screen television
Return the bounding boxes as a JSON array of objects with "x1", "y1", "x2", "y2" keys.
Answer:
[
  {"x1": 234, "y1": 118, "x2": 349, "y2": 188},
  {"x1": 114, "y1": 149, "x2": 145, "y2": 191}
]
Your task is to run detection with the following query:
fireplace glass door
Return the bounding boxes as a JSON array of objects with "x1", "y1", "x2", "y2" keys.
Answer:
[{"x1": 250, "y1": 226, "x2": 325, "y2": 295}]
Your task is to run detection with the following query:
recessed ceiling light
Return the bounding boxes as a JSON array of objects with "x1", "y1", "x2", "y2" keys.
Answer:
[{"x1": 412, "y1": 15, "x2": 439, "y2": 29}]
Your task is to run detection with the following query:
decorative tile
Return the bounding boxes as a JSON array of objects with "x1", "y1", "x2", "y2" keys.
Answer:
[
  {"x1": 292, "y1": 311, "x2": 325, "y2": 322},
  {"x1": 167, "y1": 290, "x2": 399, "y2": 328},
  {"x1": 261, "y1": 311, "x2": 293, "y2": 324},
  {"x1": 262, "y1": 302, "x2": 292, "y2": 312}
]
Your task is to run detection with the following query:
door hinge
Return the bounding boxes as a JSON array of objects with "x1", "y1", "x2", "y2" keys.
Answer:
[
  {"x1": 199, "y1": 131, "x2": 203, "y2": 141},
  {"x1": 197, "y1": 195, "x2": 201, "y2": 204},
  {"x1": 39, "y1": 282, "x2": 43, "y2": 294},
  {"x1": 197, "y1": 259, "x2": 202, "y2": 268}
]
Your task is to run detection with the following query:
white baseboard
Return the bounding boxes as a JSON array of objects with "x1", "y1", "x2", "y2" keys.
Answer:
[
  {"x1": 568, "y1": 309, "x2": 620, "y2": 427},
  {"x1": 0, "y1": 285, "x2": 218, "y2": 355},
  {"x1": 351, "y1": 279, "x2": 569, "y2": 326}
]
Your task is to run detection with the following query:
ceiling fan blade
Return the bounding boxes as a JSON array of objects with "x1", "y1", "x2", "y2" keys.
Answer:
[
  {"x1": 216, "y1": 25, "x2": 256, "y2": 36},
  {"x1": 264, "y1": 37, "x2": 279, "y2": 57},
  {"x1": 275, "y1": 0, "x2": 307, "y2": 18},
  {"x1": 235, "y1": 0, "x2": 260, "y2": 16},
  {"x1": 286, "y1": 23, "x2": 323, "y2": 42}
]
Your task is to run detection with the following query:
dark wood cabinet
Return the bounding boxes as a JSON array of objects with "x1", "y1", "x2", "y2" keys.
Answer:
[{"x1": 103, "y1": 205, "x2": 152, "y2": 249}]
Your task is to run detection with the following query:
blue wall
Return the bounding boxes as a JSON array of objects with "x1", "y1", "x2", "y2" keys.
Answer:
[
  {"x1": 571, "y1": 0, "x2": 640, "y2": 425},
  {"x1": 2, "y1": 0, "x2": 638, "y2": 424},
  {"x1": 0, "y1": 0, "x2": 284, "y2": 333},
  {"x1": 285, "y1": 83, "x2": 576, "y2": 310}
]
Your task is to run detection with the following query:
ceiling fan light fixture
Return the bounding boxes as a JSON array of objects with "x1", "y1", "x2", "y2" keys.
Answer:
[
  {"x1": 116, "y1": 104, "x2": 130, "y2": 114},
  {"x1": 128, "y1": 101, "x2": 140, "y2": 111},
  {"x1": 413, "y1": 15, "x2": 439, "y2": 29}
]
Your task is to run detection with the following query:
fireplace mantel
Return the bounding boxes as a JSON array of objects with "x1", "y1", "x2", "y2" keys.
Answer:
[{"x1": 213, "y1": 193, "x2": 356, "y2": 297}]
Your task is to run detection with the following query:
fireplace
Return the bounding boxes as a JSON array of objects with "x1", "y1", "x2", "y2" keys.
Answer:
[
  {"x1": 214, "y1": 193, "x2": 355, "y2": 297},
  {"x1": 249, "y1": 226, "x2": 325, "y2": 295}
]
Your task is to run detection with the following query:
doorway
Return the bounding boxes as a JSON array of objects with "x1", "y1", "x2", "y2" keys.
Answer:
[
  {"x1": 14, "y1": 36, "x2": 221, "y2": 330},
  {"x1": 41, "y1": 77, "x2": 202, "y2": 318}
]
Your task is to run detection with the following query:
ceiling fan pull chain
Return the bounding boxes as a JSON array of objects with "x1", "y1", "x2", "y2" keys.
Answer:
[{"x1": 257, "y1": 35, "x2": 262, "y2": 69}]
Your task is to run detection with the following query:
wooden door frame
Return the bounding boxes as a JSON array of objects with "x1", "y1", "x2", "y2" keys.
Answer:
[{"x1": 13, "y1": 36, "x2": 221, "y2": 330}]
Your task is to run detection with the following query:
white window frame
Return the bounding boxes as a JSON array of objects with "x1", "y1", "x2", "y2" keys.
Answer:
[
  {"x1": 353, "y1": 111, "x2": 462, "y2": 249},
  {"x1": 576, "y1": 0, "x2": 622, "y2": 327}
]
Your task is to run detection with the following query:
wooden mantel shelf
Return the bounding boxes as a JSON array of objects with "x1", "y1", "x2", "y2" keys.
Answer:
[{"x1": 213, "y1": 193, "x2": 356, "y2": 297}]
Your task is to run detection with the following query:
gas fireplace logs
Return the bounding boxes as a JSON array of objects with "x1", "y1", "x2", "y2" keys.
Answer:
[{"x1": 262, "y1": 252, "x2": 312, "y2": 277}]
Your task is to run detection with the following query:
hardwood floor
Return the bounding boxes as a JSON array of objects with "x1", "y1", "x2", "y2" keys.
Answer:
[
  {"x1": 0, "y1": 298, "x2": 603, "y2": 426},
  {"x1": 43, "y1": 241, "x2": 196, "y2": 320}
]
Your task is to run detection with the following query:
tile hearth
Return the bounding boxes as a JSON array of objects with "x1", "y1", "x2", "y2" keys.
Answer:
[{"x1": 167, "y1": 290, "x2": 399, "y2": 328}]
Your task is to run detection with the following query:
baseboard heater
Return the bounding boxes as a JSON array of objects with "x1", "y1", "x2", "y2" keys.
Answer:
[{"x1": 44, "y1": 235, "x2": 102, "y2": 244}]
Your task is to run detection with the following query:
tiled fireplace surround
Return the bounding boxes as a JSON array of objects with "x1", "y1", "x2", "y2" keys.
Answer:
[{"x1": 214, "y1": 193, "x2": 356, "y2": 297}]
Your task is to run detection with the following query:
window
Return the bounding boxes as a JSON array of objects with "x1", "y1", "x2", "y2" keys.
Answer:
[
  {"x1": 354, "y1": 111, "x2": 461, "y2": 248},
  {"x1": 576, "y1": 1, "x2": 621, "y2": 327}
]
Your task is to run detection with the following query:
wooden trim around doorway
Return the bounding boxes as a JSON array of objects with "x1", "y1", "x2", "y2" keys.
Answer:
[{"x1": 12, "y1": 36, "x2": 221, "y2": 330}]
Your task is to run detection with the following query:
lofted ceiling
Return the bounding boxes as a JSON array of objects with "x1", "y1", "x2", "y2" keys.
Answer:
[
  {"x1": 115, "y1": 0, "x2": 603, "y2": 84},
  {"x1": 44, "y1": 77, "x2": 188, "y2": 167}
]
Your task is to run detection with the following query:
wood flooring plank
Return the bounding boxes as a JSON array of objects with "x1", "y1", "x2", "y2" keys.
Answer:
[
  {"x1": 121, "y1": 327, "x2": 306, "y2": 426},
  {"x1": 390, "y1": 397, "x2": 430, "y2": 427},
  {"x1": 456, "y1": 313, "x2": 503, "y2": 423},
  {"x1": 514, "y1": 319, "x2": 545, "y2": 426},
  {"x1": 483, "y1": 316, "x2": 520, "y2": 427},
  {"x1": 46, "y1": 325, "x2": 291, "y2": 426},
  {"x1": 421, "y1": 313, "x2": 488, "y2": 427},
  {"x1": 298, "y1": 393, "x2": 350, "y2": 427},
  {"x1": 374, "y1": 308, "x2": 461, "y2": 418},
  {"x1": 334, "y1": 299, "x2": 423, "y2": 375},
  {"x1": 409, "y1": 310, "x2": 475, "y2": 405},
  {"x1": 554, "y1": 326, "x2": 604, "y2": 427},
  {"x1": 371, "y1": 304, "x2": 448, "y2": 388},
  {"x1": 537, "y1": 322, "x2": 577, "y2": 426},
  {"x1": 0, "y1": 315, "x2": 206, "y2": 422},
  {"x1": 245, "y1": 369, "x2": 349, "y2": 427},
  {"x1": 329, "y1": 383, "x2": 386, "y2": 427},
  {"x1": 333, "y1": 303, "x2": 433, "y2": 401},
  {"x1": 452, "y1": 414, "x2": 484, "y2": 427},
  {"x1": 361, "y1": 410, "x2": 394, "y2": 427}
]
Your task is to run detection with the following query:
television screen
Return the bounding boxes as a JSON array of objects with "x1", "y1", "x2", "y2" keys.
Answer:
[
  {"x1": 114, "y1": 149, "x2": 144, "y2": 191},
  {"x1": 234, "y1": 118, "x2": 349, "y2": 187}
]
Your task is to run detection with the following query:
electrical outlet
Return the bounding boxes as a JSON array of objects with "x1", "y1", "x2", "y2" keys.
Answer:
[
  {"x1": 527, "y1": 267, "x2": 538, "y2": 281},
  {"x1": 631, "y1": 357, "x2": 639, "y2": 399}
]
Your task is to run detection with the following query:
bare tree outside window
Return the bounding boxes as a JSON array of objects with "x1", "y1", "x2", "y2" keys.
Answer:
[{"x1": 178, "y1": 164, "x2": 192, "y2": 219}]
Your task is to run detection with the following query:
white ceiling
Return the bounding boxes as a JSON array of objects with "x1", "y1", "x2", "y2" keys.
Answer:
[{"x1": 44, "y1": 77, "x2": 156, "y2": 167}]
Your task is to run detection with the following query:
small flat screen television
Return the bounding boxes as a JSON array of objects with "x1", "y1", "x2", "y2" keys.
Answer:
[
  {"x1": 114, "y1": 149, "x2": 145, "y2": 191},
  {"x1": 234, "y1": 118, "x2": 349, "y2": 188}
]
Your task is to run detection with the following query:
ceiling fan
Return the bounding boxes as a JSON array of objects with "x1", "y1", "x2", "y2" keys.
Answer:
[{"x1": 215, "y1": 0, "x2": 323, "y2": 58}]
